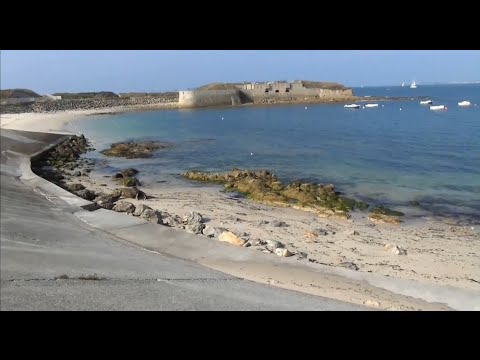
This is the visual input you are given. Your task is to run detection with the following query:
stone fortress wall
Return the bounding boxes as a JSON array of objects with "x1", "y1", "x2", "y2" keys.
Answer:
[{"x1": 178, "y1": 81, "x2": 354, "y2": 108}]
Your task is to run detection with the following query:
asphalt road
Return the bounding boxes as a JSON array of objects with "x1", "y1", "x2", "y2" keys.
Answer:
[{"x1": 0, "y1": 129, "x2": 365, "y2": 310}]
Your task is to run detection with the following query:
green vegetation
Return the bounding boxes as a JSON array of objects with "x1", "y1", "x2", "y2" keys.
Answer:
[
  {"x1": 301, "y1": 81, "x2": 347, "y2": 90},
  {"x1": 119, "y1": 92, "x2": 178, "y2": 99},
  {"x1": 196, "y1": 83, "x2": 242, "y2": 91},
  {"x1": 0, "y1": 89, "x2": 41, "y2": 98},
  {"x1": 51, "y1": 91, "x2": 119, "y2": 99}
]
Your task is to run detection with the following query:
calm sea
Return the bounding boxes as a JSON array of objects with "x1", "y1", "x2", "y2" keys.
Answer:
[{"x1": 70, "y1": 84, "x2": 480, "y2": 223}]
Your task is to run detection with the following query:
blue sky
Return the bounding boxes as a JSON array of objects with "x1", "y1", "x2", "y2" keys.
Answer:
[{"x1": 1, "y1": 50, "x2": 479, "y2": 94}]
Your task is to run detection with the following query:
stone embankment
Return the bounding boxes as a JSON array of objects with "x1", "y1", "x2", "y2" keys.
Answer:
[{"x1": 1, "y1": 96, "x2": 178, "y2": 114}]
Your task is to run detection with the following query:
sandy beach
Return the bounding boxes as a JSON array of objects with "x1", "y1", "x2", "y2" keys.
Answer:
[{"x1": 3, "y1": 109, "x2": 479, "y2": 310}]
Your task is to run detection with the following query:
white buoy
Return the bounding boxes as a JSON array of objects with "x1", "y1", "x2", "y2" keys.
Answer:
[
  {"x1": 250, "y1": 152, "x2": 254, "y2": 156},
  {"x1": 305, "y1": 106, "x2": 308, "y2": 110},
  {"x1": 382, "y1": 105, "x2": 384, "y2": 107},
  {"x1": 362, "y1": 106, "x2": 365, "y2": 109},
  {"x1": 400, "y1": 108, "x2": 402, "y2": 111},
  {"x1": 221, "y1": 117, "x2": 224, "y2": 120}
]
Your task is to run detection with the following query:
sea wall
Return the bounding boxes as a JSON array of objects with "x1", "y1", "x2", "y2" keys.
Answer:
[
  {"x1": 179, "y1": 90, "x2": 243, "y2": 108},
  {"x1": 0, "y1": 96, "x2": 178, "y2": 114}
]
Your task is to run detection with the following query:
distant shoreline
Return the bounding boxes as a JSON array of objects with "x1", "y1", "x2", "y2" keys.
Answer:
[{"x1": 0, "y1": 94, "x2": 428, "y2": 117}]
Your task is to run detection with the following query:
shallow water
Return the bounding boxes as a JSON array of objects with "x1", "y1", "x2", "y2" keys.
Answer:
[{"x1": 70, "y1": 84, "x2": 480, "y2": 223}]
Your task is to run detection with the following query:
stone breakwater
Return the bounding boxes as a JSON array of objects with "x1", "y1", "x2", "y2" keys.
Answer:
[{"x1": 0, "y1": 96, "x2": 178, "y2": 114}]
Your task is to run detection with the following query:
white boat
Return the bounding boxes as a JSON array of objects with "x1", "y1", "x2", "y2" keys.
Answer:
[
  {"x1": 344, "y1": 104, "x2": 360, "y2": 109},
  {"x1": 410, "y1": 81, "x2": 417, "y2": 89},
  {"x1": 458, "y1": 100, "x2": 471, "y2": 107},
  {"x1": 420, "y1": 100, "x2": 433, "y2": 105},
  {"x1": 364, "y1": 103, "x2": 379, "y2": 108},
  {"x1": 401, "y1": 82, "x2": 405, "y2": 87},
  {"x1": 430, "y1": 105, "x2": 447, "y2": 111}
]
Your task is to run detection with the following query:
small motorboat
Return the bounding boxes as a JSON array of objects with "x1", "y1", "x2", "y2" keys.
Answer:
[
  {"x1": 458, "y1": 100, "x2": 471, "y2": 107},
  {"x1": 344, "y1": 104, "x2": 360, "y2": 109},
  {"x1": 364, "y1": 103, "x2": 379, "y2": 108},
  {"x1": 430, "y1": 105, "x2": 447, "y2": 111},
  {"x1": 420, "y1": 100, "x2": 433, "y2": 105}
]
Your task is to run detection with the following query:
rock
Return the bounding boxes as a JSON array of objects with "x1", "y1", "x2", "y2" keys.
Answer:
[
  {"x1": 185, "y1": 223, "x2": 205, "y2": 234},
  {"x1": 100, "y1": 141, "x2": 172, "y2": 159},
  {"x1": 339, "y1": 262, "x2": 359, "y2": 271},
  {"x1": 202, "y1": 225, "x2": 217, "y2": 238},
  {"x1": 384, "y1": 244, "x2": 407, "y2": 255},
  {"x1": 141, "y1": 209, "x2": 162, "y2": 224},
  {"x1": 65, "y1": 183, "x2": 85, "y2": 192},
  {"x1": 121, "y1": 168, "x2": 139, "y2": 177},
  {"x1": 363, "y1": 300, "x2": 380, "y2": 307},
  {"x1": 275, "y1": 248, "x2": 293, "y2": 257},
  {"x1": 346, "y1": 230, "x2": 360, "y2": 235},
  {"x1": 81, "y1": 172, "x2": 88, "y2": 177},
  {"x1": 182, "y1": 211, "x2": 203, "y2": 225},
  {"x1": 218, "y1": 231, "x2": 246, "y2": 246},
  {"x1": 76, "y1": 189, "x2": 96, "y2": 201},
  {"x1": 296, "y1": 252, "x2": 308, "y2": 260},
  {"x1": 161, "y1": 215, "x2": 181, "y2": 227},
  {"x1": 113, "y1": 202, "x2": 136, "y2": 214},
  {"x1": 368, "y1": 206, "x2": 404, "y2": 225},
  {"x1": 246, "y1": 238, "x2": 265, "y2": 247},
  {"x1": 257, "y1": 220, "x2": 269, "y2": 226},
  {"x1": 113, "y1": 187, "x2": 147, "y2": 200},
  {"x1": 270, "y1": 220, "x2": 288, "y2": 227},
  {"x1": 266, "y1": 239, "x2": 284, "y2": 251},
  {"x1": 123, "y1": 177, "x2": 141, "y2": 187},
  {"x1": 314, "y1": 228, "x2": 329, "y2": 236},
  {"x1": 73, "y1": 171, "x2": 81, "y2": 177},
  {"x1": 133, "y1": 203, "x2": 152, "y2": 216},
  {"x1": 112, "y1": 173, "x2": 123, "y2": 179},
  {"x1": 304, "y1": 231, "x2": 318, "y2": 242}
]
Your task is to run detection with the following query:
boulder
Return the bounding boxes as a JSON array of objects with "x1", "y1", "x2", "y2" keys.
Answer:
[
  {"x1": 113, "y1": 202, "x2": 136, "y2": 214},
  {"x1": 76, "y1": 189, "x2": 96, "y2": 201},
  {"x1": 275, "y1": 248, "x2": 293, "y2": 257},
  {"x1": 141, "y1": 209, "x2": 162, "y2": 224},
  {"x1": 73, "y1": 171, "x2": 81, "y2": 177},
  {"x1": 218, "y1": 231, "x2": 246, "y2": 246},
  {"x1": 113, "y1": 187, "x2": 147, "y2": 200},
  {"x1": 339, "y1": 262, "x2": 359, "y2": 271},
  {"x1": 123, "y1": 177, "x2": 141, "y2": 187},
  {"x1": 270, "y1": 220, "x2": 288, "y2": 227},
  {"x1": 65, "y1": 183, "x2": 85, "y2": 192},
  {"x1": 182, "y1": 211, "x2": 203, "y2": 225},
  {"x1": 133, "y1": 203, "x2": 152, "y2": 216},
  {"x1": 266, "y1": 239, "x2": 284, "y2": 251},
  {"x1": 384, "y1": 244, "x2": 407, "y2": 255},
  {"x1": 185, "y1": 223, "x2": 205, "y2": 234},
  {"x1": 121, "y1": 168, "x2": 139, "y2": 177}
]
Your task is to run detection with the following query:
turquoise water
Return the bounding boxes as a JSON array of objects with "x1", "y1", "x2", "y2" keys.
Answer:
[{"x1": 71, "y1": 84, "x2": 480, "y2": 223}]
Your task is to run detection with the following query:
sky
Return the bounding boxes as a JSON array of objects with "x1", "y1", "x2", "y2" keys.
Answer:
[{"x1": 1, "y1": 50, "x2": 479, "y2": 94}]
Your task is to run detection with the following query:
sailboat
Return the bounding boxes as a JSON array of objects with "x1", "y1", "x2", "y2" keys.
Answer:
[
  {"x1": 410, "y1": 80, "x2": 417, "y2": 89},
  {"x1": 401, "y1": 82, "x2": 405, "y2": 87}
]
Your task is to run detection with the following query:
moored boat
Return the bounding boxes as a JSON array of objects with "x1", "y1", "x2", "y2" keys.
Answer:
[
  {"x1": 430, "y1": 105, "x2": 447, "y2": 111},
  {"x1": 420, "y1": 100, "x2": 433, "y2": 105},
  {"x1": 344, "y1": 104, "x2": 360, "y2": 109},
  {"x1": 458, "y1": 100, "x2": 471, "y2": 107},
  {"x1": 364, "y1": 103, "x2": 379, "y2": 108}
]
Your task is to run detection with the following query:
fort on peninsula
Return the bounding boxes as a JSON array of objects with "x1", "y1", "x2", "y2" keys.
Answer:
[{"x1": 178, "y1": 80, "x2": 354, "y2": 108}]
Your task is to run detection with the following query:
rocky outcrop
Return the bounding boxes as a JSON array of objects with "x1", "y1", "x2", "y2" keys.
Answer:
[
  {"x1": 183, "y1": 168, "x2": 370, "y2": 219},
  {"x1": 368, "y1": 206, "x2": 404, "y2": 225},
  {"x1": 101, "y1": 141, "x2": 172, "y2": 159}
]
